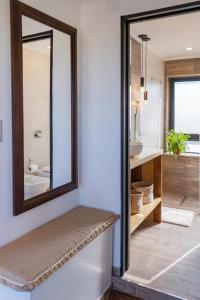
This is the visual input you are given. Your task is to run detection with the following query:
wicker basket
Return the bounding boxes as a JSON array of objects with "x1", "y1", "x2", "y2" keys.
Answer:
[
  {"x1": 132, "y1": 181, "x2": 154, "y2": 204},
  {"x1": 131, "y1": 191, "x2": 143, "y2": 214}
]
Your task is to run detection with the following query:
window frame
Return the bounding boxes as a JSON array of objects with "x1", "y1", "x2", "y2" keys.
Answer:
[{"x1": 169, "y1": 76, "x2": 200, "y2": 141}]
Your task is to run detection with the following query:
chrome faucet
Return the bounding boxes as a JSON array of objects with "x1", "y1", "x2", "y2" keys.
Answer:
[{"x1": 27, "y1": 158, "x2": 33, "y2": 171}]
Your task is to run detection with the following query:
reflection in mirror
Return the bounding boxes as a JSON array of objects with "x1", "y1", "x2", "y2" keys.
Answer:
[
  {"x1": 23, "y1": 31, "x2": 52, "y2": 200},
  {"x1": 22, "y1": 16, "x2": 72, "y2": 201},
  {"x1": 11, "y1": 0, "x2": 77, "y2": 215}
]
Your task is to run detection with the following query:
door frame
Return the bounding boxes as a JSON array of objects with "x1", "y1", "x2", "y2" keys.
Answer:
[{"x1": 120, "y1": 0, "x2": 200, "y2": 276}]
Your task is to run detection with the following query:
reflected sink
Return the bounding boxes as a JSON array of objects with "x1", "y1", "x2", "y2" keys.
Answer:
[
  {"x1": 130, "y1": 142, "x2": 143, "y2": 158},
  {"x1": 24, "y1": 174, "x2": 50, "y2": 200}
]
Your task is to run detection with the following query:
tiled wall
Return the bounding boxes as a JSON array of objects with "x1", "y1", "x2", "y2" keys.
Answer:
[{"x1": 163, "y1": 154, "x2": 199, "y2": 197}]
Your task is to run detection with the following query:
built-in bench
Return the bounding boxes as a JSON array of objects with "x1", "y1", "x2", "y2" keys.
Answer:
[{"x1": 0, "y1": 206, "x2": 118, "y2": 300}]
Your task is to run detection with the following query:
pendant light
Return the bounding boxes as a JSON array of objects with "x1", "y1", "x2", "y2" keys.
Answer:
[
  {"x1": 138, "y1": 34, "x2": 150, "y2": 103},
  {"x1": 139, "y1": 34, "x2": 145, "y2": 93}
]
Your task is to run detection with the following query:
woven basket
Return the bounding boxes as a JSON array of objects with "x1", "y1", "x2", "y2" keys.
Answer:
[
  {"x1": 132, "y1": 181, "x2": 154, "y2": 204},
  {"x1": 131, "y1": 191, "x2": 143, "y2": 214}
]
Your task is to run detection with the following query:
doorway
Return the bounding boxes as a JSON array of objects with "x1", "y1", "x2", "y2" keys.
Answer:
[{"x1": 121, "y1": 2, "x2": 200, "y2": 299}]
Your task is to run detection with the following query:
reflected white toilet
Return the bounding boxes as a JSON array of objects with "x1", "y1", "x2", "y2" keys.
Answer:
[
  {"x1": 35, "y1": 166, "x2": 50, "y2": 179},
  {"x1": 24, "y1": 174, "x2": 50, "y2": 200}
]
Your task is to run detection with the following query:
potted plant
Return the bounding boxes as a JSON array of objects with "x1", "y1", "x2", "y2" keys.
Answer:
[{"x1": 166, "y1": 130, "x2": 190, "y2": 155}]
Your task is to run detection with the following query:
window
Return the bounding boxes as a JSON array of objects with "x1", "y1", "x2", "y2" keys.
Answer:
[{"x1": 169, "y1": 77, "x2": 200, "y2": 141}]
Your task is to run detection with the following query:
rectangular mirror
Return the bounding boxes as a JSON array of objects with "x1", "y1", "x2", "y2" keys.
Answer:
[{"x1": 11, "y1": 0, "x2": 78, "y2": 215}]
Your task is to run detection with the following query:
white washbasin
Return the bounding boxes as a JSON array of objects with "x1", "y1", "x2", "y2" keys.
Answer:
[
  {"x1": 24, "y1": 174, "x2": 50, "y2": 200},
  {"x1": 130, "y1": 142, "x2": 143, "y2": 157}
]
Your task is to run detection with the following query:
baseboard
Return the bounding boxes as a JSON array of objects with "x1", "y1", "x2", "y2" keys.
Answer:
[
  {"x1": 97, "y1": 286, "x2": 112, "y2": 300},
  {"x1": 96, "y1": 265, "x2": 121, "y2": 300}
]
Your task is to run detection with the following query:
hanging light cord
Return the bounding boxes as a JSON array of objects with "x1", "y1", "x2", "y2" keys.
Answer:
[
  {"x1": 145, "y1": 39, "x2": 147, "y2": 90},
  {"x1": 141, "y1": 39, "x2": 143, "y2": 78}
]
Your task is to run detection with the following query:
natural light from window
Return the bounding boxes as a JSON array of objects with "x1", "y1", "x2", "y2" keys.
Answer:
[{"x1": 174, "y1": 81, "x2": 200, "y2": 135}]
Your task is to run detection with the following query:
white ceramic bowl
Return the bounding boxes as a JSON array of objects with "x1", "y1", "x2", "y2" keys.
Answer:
[{"x1": 130, "y1": 142, "x2": 143, "y2": 157}]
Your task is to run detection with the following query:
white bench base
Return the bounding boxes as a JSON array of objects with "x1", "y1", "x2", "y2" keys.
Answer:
[{"x1": 0, "y1": 226, "x2": 113, "y2": 300}]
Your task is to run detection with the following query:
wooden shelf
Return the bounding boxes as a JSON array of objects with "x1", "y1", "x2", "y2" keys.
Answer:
[
  {"x1": 130, "y1": 197, "x2": 161, "y2": 234},
  {"x1": 130, "y1": 148, "x2": 163, "y2": 169}
]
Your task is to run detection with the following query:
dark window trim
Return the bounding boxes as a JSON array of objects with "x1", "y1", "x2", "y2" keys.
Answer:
[
  {"x1": 169, "y1": 76, "x2": 200, "y2": 142},
  {"x1": 121, "y1": 1, "x2": 200, "y2": 277}
]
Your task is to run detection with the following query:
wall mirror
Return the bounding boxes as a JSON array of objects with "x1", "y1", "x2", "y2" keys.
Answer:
[{"x1": 11, "y1": 0, "x2": 78, "y2": 215}]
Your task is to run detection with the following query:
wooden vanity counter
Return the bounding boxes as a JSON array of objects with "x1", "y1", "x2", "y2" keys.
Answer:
[
  {"x1": 130, "y1": 148, "x2": 163, "y2": 169},
  {"x1": 130, "y1": 148, "x2": 163, "y2": 234}
]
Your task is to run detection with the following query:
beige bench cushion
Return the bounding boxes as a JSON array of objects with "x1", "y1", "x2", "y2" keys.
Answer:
[{"x1": 0, "y1": 206, "x2": 118, "y2": 291}]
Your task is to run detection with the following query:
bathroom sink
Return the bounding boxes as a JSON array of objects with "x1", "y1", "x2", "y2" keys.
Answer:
[
  {"x1": 24, "y1": 174, "x2": 50, "y2": 200},
  {"x1": 130, "y1": 142, "x2": 143, "y2": 157}
]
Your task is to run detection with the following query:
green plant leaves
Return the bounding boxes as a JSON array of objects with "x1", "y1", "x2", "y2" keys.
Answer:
[{"x1": 166, "y1": 130, "x2": 190, "y2": 155}]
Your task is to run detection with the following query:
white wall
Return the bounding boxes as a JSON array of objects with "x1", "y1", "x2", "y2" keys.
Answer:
[
  {"x1": 140, "y1": 49, "x2": 164, "y2": 148},
  {"x1": 0, "y1": 0, "x2": 81, "y2": 246},
  {"x1": 0, "y1": 0, "x2": 197, "y2": 273},
  {"x1": 130, "y1": 38, "x2": 164, "y2": 148},
  {"x1": 80, "y1": 0, "x2": 196, "y2": 268}
]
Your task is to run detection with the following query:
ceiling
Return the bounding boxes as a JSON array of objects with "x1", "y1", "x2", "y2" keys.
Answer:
[
  {"x1": 22, "y1": 16, "x2": 51, "y2": 55},
  {"x1": 130, "y1": 11, "x2": 200, "y2": 61}
]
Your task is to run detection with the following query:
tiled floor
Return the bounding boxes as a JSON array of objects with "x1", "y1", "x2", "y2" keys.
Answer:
[
  {"x1": 126, "y1": 193, "x2": 200, "y2": 300},
  {"x1": 162, "y1": 192, "x2": 200, "y2": 215},
  {"x1": 108, "y1": 290, "x2": 140, "y2": 300},
  {"x1": 127, "y1": 216, "x2": 200, "y2": 281}
]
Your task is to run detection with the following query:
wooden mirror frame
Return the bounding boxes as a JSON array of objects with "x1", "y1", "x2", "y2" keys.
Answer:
[{"x1": 10, "y1": 0, "x2": 78, "y2": 215}]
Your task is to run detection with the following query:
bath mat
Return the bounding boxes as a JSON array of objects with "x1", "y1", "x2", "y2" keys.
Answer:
[{"x1": 162, "y1": 207, "x2": 194, "y2": 227}]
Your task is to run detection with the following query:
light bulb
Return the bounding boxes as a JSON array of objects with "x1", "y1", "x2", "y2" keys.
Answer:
[
  {"x1": 140, "y1": 77, "x2": 145, "y2": 92},
  {"x1": 144, "y1": 91, "x2": 148, "y2": 103}
]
